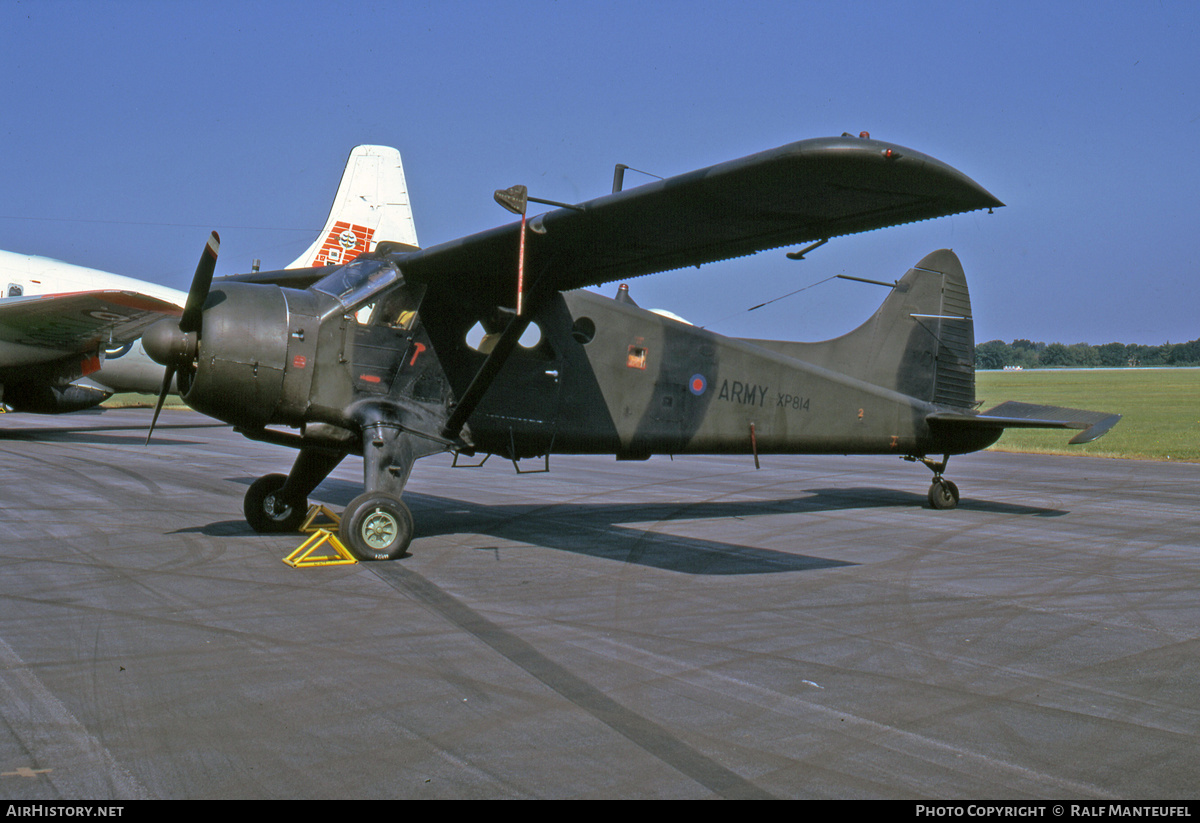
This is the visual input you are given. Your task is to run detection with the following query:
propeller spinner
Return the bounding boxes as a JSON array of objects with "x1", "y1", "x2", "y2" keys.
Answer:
[{"x1": 144, "y1": 231, "x2": 220, "y2": 443}]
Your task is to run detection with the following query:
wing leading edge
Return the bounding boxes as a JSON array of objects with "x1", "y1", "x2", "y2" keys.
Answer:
[{"x1": 395, "y1": 135, "x2": 1004, "y2": 303}]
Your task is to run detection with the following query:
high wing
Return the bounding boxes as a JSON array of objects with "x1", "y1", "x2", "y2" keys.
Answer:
[
  {"x1": 394, "y1": 135, "x2": 1003, "y2": 304},
  {"x1": 0, "y1": 290, "x2": 181, "y2": 376}
]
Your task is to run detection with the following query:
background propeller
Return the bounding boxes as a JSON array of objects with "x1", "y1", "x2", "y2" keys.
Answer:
[{"x1": 144, "y1": 231, "x2": 219, "y2": 443}]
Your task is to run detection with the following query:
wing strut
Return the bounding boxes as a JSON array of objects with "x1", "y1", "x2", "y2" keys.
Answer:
[
  {"x1": 440, "y1": 279, "x2": 553, "y2": 443},
  {"x1": 445, "y1": 186, "x2": 572, "y2": 441}
]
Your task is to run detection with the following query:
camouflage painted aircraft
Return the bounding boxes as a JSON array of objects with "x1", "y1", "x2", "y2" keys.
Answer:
[{"x1": 143, "y1": 135, "x2": 1119, "y2": 560}]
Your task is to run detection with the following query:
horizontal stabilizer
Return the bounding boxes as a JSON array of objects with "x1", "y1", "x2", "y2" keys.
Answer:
[{"x1": 927, "y1": 401, "x2": 1121, "y2": 445}]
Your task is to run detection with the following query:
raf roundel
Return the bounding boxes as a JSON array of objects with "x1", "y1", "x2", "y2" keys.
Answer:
[{"x1": 689, "y1": 374, "x2": 707, "y2": 396}]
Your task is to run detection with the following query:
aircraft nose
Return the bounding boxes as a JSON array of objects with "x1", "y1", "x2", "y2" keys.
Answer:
[
  {"x1": 177, "y1": 281, "x2": 291, "y2": 429},
  {"x1": 142, "y1": 317, "x2": 197, "y2": 369}
]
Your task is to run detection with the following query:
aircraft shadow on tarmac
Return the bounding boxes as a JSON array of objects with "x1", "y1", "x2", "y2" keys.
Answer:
[
  {"x1": 177, "y1": 476, "x2": 1064, "y2": 575},
  {"x1": 0, "y1": 421, "x2": 226, "y2": 446},
  {"x1": 804, "y1": 486, "x2": 1068, "y2": 518}
]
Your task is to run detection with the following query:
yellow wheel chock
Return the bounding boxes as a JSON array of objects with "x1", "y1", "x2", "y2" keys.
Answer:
[
  {"x1": 300, "y1": 504, "x2": 341, "y2": 533},
  {"x1": 283, "y1": 505, "x2": 356, "y2": 567}
]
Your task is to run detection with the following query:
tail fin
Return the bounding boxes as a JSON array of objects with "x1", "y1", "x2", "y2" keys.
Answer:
[
  {"x1": 286, "y1": 145, "x2": 419, "y2": 269},
  {"x1": 746, "y1": 249, "x2": 976, "y2": 408}
]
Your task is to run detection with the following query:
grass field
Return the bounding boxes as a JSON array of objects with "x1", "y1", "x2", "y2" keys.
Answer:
[
  {"x1": 103, "y1": 393, "x2": 179, "y2": 409},
  {"x1": 976, "y1": 368, "x2": 1200, "y2": 462}
]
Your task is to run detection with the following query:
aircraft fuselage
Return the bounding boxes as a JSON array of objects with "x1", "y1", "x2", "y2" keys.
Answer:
[
  {"x1": 179, "y1": 279, "x2": 1000, "y2": 464},
  {"x1": 468, "y1": 289, "x2": 1003, "y2": 460}
]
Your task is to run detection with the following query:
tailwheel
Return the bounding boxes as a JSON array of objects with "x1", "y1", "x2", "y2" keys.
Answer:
[
  {"x1": 244, "y1": 473, "x2": 308, "y2": 533},
  {"x1": 905, "y1": 454, "x2": 961, "y2": 510},
  {"x1": 928, "y1": 477, "x2": 960, "y2": 510},
  {"x1": 340, "y1": 492, "x2": 414, "y2": 561}
]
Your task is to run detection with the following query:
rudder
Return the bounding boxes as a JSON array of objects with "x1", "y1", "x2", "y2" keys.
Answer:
[{"x1": 928, "y1": 252, "x2": 974, "y2": 408}]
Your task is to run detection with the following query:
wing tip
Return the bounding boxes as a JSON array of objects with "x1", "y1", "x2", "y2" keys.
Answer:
[{"x1": 1068, "y1": 413, "x2": 1123, "y2": 445}]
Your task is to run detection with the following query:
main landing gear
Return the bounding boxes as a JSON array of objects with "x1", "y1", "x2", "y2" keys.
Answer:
[
  {"x1": 905, "y1": 454, "x2": 961, "y2": 510},
  {"x1": 243, "y1": 474, "x2": 416, "y2": 562},
  {"x1": 243, "y1": 421, "x2": 427, "y2": 562},
  {"x1": 339, "y1": 492, "x2": 414, "y2": 561},
  {"x1": 244, "y1": 473, "x2": 309, "y2": 533}
]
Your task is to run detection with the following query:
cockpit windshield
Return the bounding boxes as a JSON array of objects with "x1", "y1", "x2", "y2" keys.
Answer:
[{"x1": 312, "y1": 258, "x2": 402, "y2": 312}]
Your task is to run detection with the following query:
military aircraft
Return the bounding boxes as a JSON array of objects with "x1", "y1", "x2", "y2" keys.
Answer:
[
  {"x1": 0, "y1": 145, "x2": 416, "y2": 413},
  {"x1": 142, "y1": 134, "x2": 1119, "y2": 561}
]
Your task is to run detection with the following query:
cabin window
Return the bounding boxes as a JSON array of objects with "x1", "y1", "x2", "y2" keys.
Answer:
[
  {"x1": 359, "y1": 283, "x2": 425, "y2": 329},
  {"x1": 466, "y1": 320, "x2": 544, "y2": 353},
  {"x1": 518, "y1": 323, "x2": 542, "y2": 349},
  {"x1": 6, "y1": 284, "x2": 22, "y2": 297},
  {"x1": 571, "y1": 316, "x2": 596, "y2": 344}
]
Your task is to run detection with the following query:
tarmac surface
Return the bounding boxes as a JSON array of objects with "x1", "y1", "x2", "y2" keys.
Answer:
[{"x1": 0, "y1": 408, "x2": 1197, "y2": 799}]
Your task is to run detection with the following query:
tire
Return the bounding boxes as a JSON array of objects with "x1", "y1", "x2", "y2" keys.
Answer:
[
  {"x1": 244, "y1": 473, "x2": 308, "y2": 533},
  {"x1": 340, "y1": 492, "x2": 414, "y2": 561},
  {"x1": 928, "y1": 478, "x2": 960, "y2": 510}
]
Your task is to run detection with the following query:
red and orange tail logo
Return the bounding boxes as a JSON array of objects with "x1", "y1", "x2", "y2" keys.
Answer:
[{"x1": 312, "y1": 221, "x2": 375, "y2": 266}]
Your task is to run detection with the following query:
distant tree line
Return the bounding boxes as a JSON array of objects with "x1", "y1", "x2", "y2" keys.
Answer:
[{"x1": 976, "y1": 338, "x2": 1200, "y2": 369}]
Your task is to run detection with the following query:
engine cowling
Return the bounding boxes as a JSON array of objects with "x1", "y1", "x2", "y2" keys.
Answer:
[{"x1": 180, "y1": 282, "x2": 294, "y2": 429}]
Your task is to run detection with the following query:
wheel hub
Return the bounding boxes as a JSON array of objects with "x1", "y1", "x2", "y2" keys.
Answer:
[
  {"x1": 361, "y1": 509, "x2": 398, "y2": 549},
  {"x1": 264, "y1": 492, "x2": 293, "y2": 520}
]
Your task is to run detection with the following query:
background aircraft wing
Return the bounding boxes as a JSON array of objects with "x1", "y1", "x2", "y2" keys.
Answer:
[
  {"x1": 0, "y1": 290, "x2": 181, "y2": 356},
  {"x1": 397, "y1": 135, "x2": 1003, "y2": 304}
]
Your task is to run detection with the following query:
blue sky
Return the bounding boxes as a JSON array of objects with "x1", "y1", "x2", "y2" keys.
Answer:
[{"x1": 2, "y1": 0, "x2": 1196, "y2": 345}]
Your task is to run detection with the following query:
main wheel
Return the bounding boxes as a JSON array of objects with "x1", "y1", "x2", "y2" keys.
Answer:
[
  {"x1": 244, "y1": 473, "x2": 308, "y2": 533},
  {"x1": 340, "y1": 492, "x2": 414, "y2": 561},
  {"x1": 927, "y1": 478, "x2": 960, "y2": 510}
]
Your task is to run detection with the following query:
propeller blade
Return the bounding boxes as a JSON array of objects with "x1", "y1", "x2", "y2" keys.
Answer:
[
  {"x1": 145, "y1": 366, "x2": 176, "y2": 445},
  {"x1": 146, "y1": 231, "x2": 219, "y2": 445},
  {"x1": 179, "y1": 231, "x2": 220, "y2": 334}
]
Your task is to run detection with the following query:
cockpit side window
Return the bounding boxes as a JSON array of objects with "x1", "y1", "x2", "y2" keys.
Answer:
[
  {"x1": 366, "y1": 284, "x2": 426, "y2": 330},
  {"x1": 6, "y1": 283, "x2": 22, "y2": 297},
  {"x1": 312, "y1": 259, "x2": 401, "y2": 314}
]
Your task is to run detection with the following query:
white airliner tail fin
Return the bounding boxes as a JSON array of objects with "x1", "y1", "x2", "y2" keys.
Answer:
[{"x1": 286, "y1": 145, "x2": 419, "y2": 269}]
